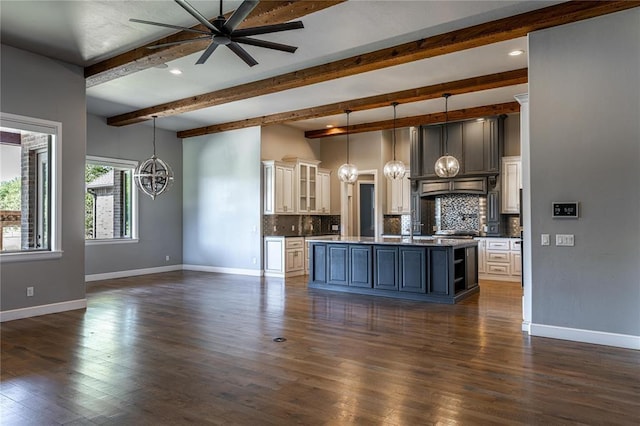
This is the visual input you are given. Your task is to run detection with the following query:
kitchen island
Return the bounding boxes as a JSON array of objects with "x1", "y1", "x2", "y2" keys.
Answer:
[{"x1": 307, "y1": 236, "x2": 478, "y2": 304}]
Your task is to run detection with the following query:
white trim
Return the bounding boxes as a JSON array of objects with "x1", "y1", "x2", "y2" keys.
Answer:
[
  {"x1": 0, "y1": 250, "x2": 63, "y2": 263},
  {"x1": 529, "y1": 323, "x2": 640, "y2": 350},
  {"x1": 521, "y1": 320, "x2": 531, "y2": 333},
  {"x1": 85, "y1": 265, "x2": 182, "y2": 282},
  {"x1": 0, "y1": 299, "x2": 87, "y2": 322},
  {"x1": 85, "y1": 238, "x2": 139, "y2": 246},
  {"x1": 183, "y1": 264, "x2": 263, "y2": 277}
]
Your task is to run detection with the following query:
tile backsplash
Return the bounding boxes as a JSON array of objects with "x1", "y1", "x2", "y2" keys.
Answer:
[{"x1": 437, "y1": 194, "x2": 480, "y2": 232}]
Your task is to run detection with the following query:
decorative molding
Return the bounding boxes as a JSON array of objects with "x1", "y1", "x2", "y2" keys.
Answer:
[
  {"x1": 529, "y1": 323, "x2": 640, "y2": 350},
  {"x1": 182, "y1": 264, "x2": 263, "y2": 277},
  {"x1": 85, "y1": 265, "x2": 183, "y2": 282},
  {"x1": 0, "y1": 299, "x2": 87, "y2": 322}
]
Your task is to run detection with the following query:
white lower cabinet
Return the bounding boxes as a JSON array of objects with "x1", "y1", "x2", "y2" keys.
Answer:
[
  {"x1": 475, "y1": 237, "x2": 521, "y2": 282},
  {"x1": 264, "y1": 236, "x2": 305, "y2": 277}
]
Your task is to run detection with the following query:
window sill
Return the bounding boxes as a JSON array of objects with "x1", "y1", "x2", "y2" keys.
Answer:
[
  {"x1": 85, "y1": 238, "x2": 139, "y2": 246},
  {"x1": 0, "y1": 250, "x2": 63, "y2": 263}
]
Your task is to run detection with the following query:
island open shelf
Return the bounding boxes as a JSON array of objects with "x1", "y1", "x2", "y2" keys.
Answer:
[{"x1": 307, "y1": 237, "x2": 478, "y2": 304}]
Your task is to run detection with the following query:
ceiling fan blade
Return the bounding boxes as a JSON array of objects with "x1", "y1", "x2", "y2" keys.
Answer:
[
  {"x1": 233, "y1": 37, "x2": 298, "y2": 54},
  {"x1": 227, "y1": 42, "x2": 258, "y2": 67},
  {"x1": 129, "y1": 18, "x2": 211, "y2": 35},
  {"x1": 223, "y1": 0, "x2": 259, "y2": 33},
  {"x1": 195, "y1": 42, "x2": 220, "y2": 64},
  {"x1": 174, "y1": 0, "x2": 221, "y2": 34},
  {"x1": 231, "y1": 21, "x2": 304, "y2": 37},
  {"x1": 147, "y1": 36, "x2": 212, "y2": 49}
]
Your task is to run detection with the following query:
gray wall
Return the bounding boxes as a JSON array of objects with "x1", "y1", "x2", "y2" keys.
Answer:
[
  {"x1": 183, "y1": 127, "x2": 262, "y2": 271},
  {"x1": 0, "y1": 44, "x2": 86, "y2": 311},
  {"x1": 85, "y1": 114, "x2": 183, "y2": 275},
  {"x1": 529, "y1": 9, "x2": 640, "y2": 336}
]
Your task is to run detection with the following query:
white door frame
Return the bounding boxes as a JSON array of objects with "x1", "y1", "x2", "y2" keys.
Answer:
[{"x1": 340, "y1": 169, "x2": 381, "y2": 237}]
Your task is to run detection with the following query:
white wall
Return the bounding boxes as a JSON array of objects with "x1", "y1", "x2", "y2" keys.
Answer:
[
  {"x1": 528, "y1": 9, "x2": 640, "y2": 348},
  {"x1": 85, "y1": 114, "x2": 183, "y2": 277},
  {"x1": 182, "y1": 127, "x2": 262, "y2": 274},
  {"x1": 0, "y1": 44, "x2": 86, "y2": 316}
]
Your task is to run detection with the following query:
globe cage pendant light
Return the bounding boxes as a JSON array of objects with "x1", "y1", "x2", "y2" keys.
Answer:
[
  {"x1": 434, "y1": 93, "x2": 460, "y2": 178},
  {"x1": 383, "y1": 102, "x2": 406, "y2": 180},
  {"x1": 337, "y1": 110, "x2": 358, "y2": 184},
  {"x1": 134, "y1": 116, "x2": 174, "y2": 200}
]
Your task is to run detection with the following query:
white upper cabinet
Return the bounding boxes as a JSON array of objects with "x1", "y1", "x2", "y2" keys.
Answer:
[
  {"x1": 501, "y1": 156, "x2": 521, "y2": 214},
  {"x1": 296, "y1": 160, "x2": 319, "y2": 213},
  {"x1": 386, "y1": 170, "x2": 411, "y2": 214},
  {"x1": 263, "y1": 160, "x2": 295, "y2": 214},
  {"x1": 317, "y1": 168, "x2": 331, "y2": 214}
]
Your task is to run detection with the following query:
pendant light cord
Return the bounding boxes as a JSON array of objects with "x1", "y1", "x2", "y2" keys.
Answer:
[
  {"x1": 152, "y1": 116, "x2": 157, "y2": 157},
  {"x1": 443, "y1": 93, "x2": 451, "y2": 153},
  {"x1": 392, "y1": 102, "x2": 398, "y2": 161},
  {"x1": 345, "y1": 109, "x2": 352, "y2": 163}
]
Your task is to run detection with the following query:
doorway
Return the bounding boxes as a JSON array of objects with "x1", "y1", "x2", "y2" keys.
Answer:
[{"x1": 358, "y1": 182, "x2": 374, "y2": 237}]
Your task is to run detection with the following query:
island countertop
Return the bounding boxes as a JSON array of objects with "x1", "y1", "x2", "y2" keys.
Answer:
[{"x1": 305, "y1": 235, "x2": 478, "y2": 248}]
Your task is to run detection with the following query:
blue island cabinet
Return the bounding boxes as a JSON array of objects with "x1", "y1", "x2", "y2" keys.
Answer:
[{"x1": 309, "y1": 239, "x2": 478, "y2": 304}]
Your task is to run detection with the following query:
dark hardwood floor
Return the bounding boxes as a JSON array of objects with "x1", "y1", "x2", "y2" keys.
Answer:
[{"x1": 1, "y1": 272, "x2": 639, "y2": 425}]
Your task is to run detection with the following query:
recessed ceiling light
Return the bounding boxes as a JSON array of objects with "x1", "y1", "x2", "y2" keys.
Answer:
[
  {"x1": 169, "y1": 68, "x2": 182, "y2": 75},
  {"x1": 509, "y1": 49, "x2": 525, "y2": 56}
]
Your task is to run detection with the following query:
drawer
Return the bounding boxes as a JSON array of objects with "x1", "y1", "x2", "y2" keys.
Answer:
[
  {"x1": 487, "y1": 251, "x2": 510, "y2": 263},
  {"x1": 510, "y1": 239, "x2": 522, "y2": 251},
  {"x1": 487, "y1": 240, "x2": 510, "y2": 250},
  {"x1": 286, "y1": 237, "x2": 304, "y2": 249},
  {"x1": 486, "y1": 263, "x2": 510, "y2": 275}
]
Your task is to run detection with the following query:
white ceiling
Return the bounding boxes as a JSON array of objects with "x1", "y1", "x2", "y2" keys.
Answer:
[{"x1": 0, "y1": 1, "x2": 560, "y2": 134}]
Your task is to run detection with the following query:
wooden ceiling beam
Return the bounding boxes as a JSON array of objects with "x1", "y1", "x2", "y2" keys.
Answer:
[
  {"x1": 304, "y1": 102, "x2": 521, "y2": 139},
  {"x1": 85, "y1": 1, "x2": 345, "y2": 87},
  {"x1": 107, "y1": 1, "x2": 639, "y2": 127},
  {"x1": 177, "y1": 68, "x2": 527, "y2": 138}
]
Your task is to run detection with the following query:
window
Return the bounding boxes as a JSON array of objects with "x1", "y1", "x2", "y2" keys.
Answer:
[
  {"x1": 0, "y1": 112, "x2": 61, "y2": 260},
  {"x1": 85, "y1": 156, "x2": 138, "y2": 244}
]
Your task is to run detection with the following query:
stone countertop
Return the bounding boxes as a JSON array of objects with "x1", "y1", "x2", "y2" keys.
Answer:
[{"x1": 306, "y1": 236, "x2": 478, "y2": 248}]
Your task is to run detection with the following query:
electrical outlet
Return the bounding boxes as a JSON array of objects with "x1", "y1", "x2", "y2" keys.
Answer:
[
  {"x1": 165, "y1": 255, "x2": 170, "y2": 262},
  {"x1": 541, "y1": 234, "x2": 550, "y2": 246},
  {"x1": 273, "y1": 225, "x2": 277, "y2": 232},
  {"x1": 291, "y1": 225, "x2": 295, "y2": 231},
  {"x1": 556, "y1": 234, "x2": 575, "y2": 246},
  {"x1": 331, "y1": 225, "x2": 339, "y2": 231},
  {"x1": 26, "y1": 286, "x2": 34, "y2": 297},
  {"x1": 252, "y1": 257, "x2": 257, "y2": 264}
]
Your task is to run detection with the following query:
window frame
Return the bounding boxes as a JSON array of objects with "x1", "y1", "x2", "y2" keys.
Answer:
[
  {"x1": 85, "y1": 155, "x2": 139, "y2": 245},
  {"x1": 0, "y1": 112, "x2": 62, "y2": 262}
]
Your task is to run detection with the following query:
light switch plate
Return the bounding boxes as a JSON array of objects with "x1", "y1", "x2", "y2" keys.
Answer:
[
  {"x1": 541, "y1": 234, "x2": 550, "y2": 246},
  {"x1": 556, "y1": 234, "x2": 575, "y2": 246}
]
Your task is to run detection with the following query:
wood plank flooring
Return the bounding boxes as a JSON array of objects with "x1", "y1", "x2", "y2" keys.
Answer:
[{"x1": 1, "y1": 272, "x2": 639, "y2": 425}]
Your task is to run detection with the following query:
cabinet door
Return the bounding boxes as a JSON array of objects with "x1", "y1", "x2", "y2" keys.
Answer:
[
  {"x1": 444, "y1": 122, "x2": 463, "y2": 168},
  {"x1": 264, "y1": 238, "x2": 284, "y2": 274},
  {"x1": 374, "y1": 246, "x2": 398, "y2": 290},
  {"x1": 462, "y1": 120, "x2": 486, "y2": 174},
  {"x1": 386, "y1": 173, "x2": 410, "y2": 214},
  {"x1": 310, "y1": 243, "x2": 327, "y2": 284},
  {"x1": 399, "y1": 247, "x2": 426, "y2": 293},
  {"x1": 510, "y1": 252, "x2": 522, "y2": 276},
  {"x1": 327, "y1": 244, "x2": 348, "y2": 286},
  {"x1": 275, "y1": 165, "x2": 294, "y2": 213},
  {"x1": 501, "y1": 157, "x2": 521, "y2": 214},
  {"x1": 317, "y1": 170, "x2": 331, "y2": 214},
  {"x1": 485, "y1": 117, "x2": 500, "y2": 173},
  {"x1": 349, "y1": 246, "x2": 372, "y2": 288},
  {"x1": 421, "y1": 125, "x2": 443, "y2": 178},
  {"x1": 285, "y1": 249, "x2": 304, "y2": 273},
  {"x1": 410, "y1": 127, "x2": 421, "y2": 178}
]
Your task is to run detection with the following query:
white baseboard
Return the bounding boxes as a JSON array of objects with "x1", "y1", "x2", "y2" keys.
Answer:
[
  {"x1": 521, "y1": 320, "x2": 531, "y2": 333},
  {"x1": 530, "y1": 323, "x2": 640, "y2": 350},
  {"x1": 182, "y1": 264, "x2": 263, "y2": 277},
  {"x1": 85, "y1": 265, "x2": 183, "y2": 282},
  {"x1": 0, "y1": 299, "x2": 87, "y2": 322}
]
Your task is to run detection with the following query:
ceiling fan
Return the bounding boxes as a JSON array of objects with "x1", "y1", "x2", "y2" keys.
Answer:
[{"x1": 130, "y1": 0, "x2": 304, "y2": 67}]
